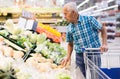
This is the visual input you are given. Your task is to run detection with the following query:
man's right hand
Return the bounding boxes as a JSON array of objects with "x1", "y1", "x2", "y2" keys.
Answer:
[{"x1": 61, "y1": 57, "x2": 71, "y2": 67}]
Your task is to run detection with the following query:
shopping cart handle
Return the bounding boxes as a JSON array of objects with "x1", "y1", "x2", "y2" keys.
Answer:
[{"x1": 82, "y1": 48, "x2": 100, "y2": 52}]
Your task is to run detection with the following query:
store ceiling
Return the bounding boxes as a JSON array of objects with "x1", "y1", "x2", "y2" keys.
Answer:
[
  {"x1": 64, "y1": 0, "x2": 96, "y2": 11},
  {"x1": 64, "y1": 0, "x2": 84, "y2": 5}
]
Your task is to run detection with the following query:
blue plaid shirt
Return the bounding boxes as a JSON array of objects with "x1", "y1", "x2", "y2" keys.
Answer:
[{"x1": 66, "y1": 15, "x2": 102, "y2": 53}]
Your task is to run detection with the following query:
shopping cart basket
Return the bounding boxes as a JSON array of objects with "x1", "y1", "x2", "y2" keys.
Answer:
[{"x1": 83, "y1": 47, "x2": 120, "y2": 79}]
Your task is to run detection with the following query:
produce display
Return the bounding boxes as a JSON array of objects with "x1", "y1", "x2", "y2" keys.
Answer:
[
  {"x1": 0, "y1": 52, "x2": 71, "y2": 79},
  {"x1": 0, "y1": 19, "x2": 72, "y2": 79},
  {"x1": 55, "y1": 20, "x2": 69, "y2": 26},
  {"x1": 36, "y1": 23, "x2": 61, "y2": 43},
  {"x1": 37, "y1": 23, "x2": 61, "y2": 37},
  {"x1": 0, "y1": 20, "x2": 67, "y2": 64},
  {"x1": 0, "y1": 44, "x2": 24, "y2": 59}
]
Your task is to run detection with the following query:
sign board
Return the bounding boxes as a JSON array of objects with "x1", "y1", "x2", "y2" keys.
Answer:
[
  {"x1": 17, "y1": 17, "x2": 27, "y2": 29},
  {"x1": 17, "y1": 17, "x2": 37, "y2": 31}
]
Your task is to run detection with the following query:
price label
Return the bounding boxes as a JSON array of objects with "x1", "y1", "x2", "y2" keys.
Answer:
[
  {"x1": 22, "y1": 10, "x2": 33, "y2": 19},
  {"x1": 17, "y1": 17, "x2": 27, "y2": 29}
]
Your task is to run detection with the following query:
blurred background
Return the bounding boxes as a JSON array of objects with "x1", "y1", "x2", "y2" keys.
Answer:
[
  {"x1": 0, "y1": 1, "x2": 120, "y2": 79},
  {"x1": 0, "y1": 0, "x2": 120, "y2": 43}
]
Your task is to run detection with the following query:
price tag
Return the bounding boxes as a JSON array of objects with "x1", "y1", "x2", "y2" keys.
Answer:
[
  {"x1": 32, "y1": 20, "x2": 38, "y2": 31},
  {"x1": 25, "y1": 20, "x2": 34, "y2": 30},
  {"x1": 22, "y1": 10, "x2": 33, "y2": 19},
  {"x1": 25, "y1": 20, "x2": 37, "y2": 31},
  {"x1": 17, "y1": 17, "x2": 27, "y2": 29}
]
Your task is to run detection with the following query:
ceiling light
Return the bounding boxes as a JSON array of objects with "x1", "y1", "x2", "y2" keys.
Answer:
[
  {"x1": 107, "y1": 0, "x2": 114, "y2": 3},
  {"x1": 77, "y1": 0, "x2": 89, "y2": 9},
  {"x1": 93, "y1": 5, "x2": 118, "y2": 13},
  {"x1": 78, "y1": 5, "x2": 97, "y2": 14}
]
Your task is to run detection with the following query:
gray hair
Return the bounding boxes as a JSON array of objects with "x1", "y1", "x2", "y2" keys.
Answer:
[{"x1": 64, "y1": 2, "x2": 78, "y2": 13}]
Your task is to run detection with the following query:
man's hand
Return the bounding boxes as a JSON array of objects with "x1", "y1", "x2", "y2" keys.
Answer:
[
  {"x1": 100, "y1": 44, "x2": 108, "y2": 52},
  {"x1": 61, "y1": 57, "x2": 71, "y2": 67}
]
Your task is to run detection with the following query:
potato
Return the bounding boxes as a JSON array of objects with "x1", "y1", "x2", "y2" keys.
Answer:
[
  {"x1": 26, "y1": 57, "x2": 36, "y2": 65},
  {"x1": 0, "y1": 46, "x2": 4, "y2": 55},
  {"x1": 46, "y1": 59, "x2": 53, "y2": 63},
  {"x1": 37, "y1": 63, "x2": 47, "y2": 72},
  {"x1": 13, "y1": 51, "x2": 24, "y2": 59},
  {"x1": 57, "y1": 65, "x2": 64, "y2": 69},
  {"x1": 38, "y1": 57, "x2": 46, "y2": 63},
  {"x1": 0, "y1": 36, "x2": 4, "y2": 42},
  {"x1": 50, "y1": 63, "x2": 57, "y2": 69},
  {"x1": 3, "y1": 46, "x2": 13, "y2": 57}
]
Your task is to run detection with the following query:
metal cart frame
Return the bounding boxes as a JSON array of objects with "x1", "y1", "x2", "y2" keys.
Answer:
[{"x1": 83, "y1": 48, "x2": 120, "y2": 79}]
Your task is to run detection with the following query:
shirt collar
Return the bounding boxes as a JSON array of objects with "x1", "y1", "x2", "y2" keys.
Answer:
[
  {"x1": 78, "y1": 15, "x2": 82, "y2": 23},
  {"x1": 71, "y1": 15, "x2": 81, "y2": 26}
]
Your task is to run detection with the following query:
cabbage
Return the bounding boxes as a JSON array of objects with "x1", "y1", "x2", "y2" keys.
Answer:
[
  {"x1": 20, "y1": 30, "x2": 32, "y2": 37},
  {"x1": 16, "y1": 72, "x2": 31, "y2": 79},
  {"x1": 29, "y1": 33, "x2": 37, "y2": 43},
  {"x1": 0, "y1": 30, "x2": 9, "y2": 37},
  {"x1": 41, "y1": 49, "x2": 51, "y2": 58},
  {"x1": 24, "y1": 41, "x2": 34, "y2": 49},
  {"x1": 17, "y1": 36, "x2": 27, "y2": 46},
  {"x1": 9, "y1": 35, "x2": 19, "y2": 40},
  {"x1": 56, "y1": 73, "x2": 71, "y2": 79},
  {"x1": 36, "y1": 33, "x2": 47, "y2": 45},
  {"x1": 34, "y1": 44, "x2": 44, "y2": 53},
  {"x1": 4, "y1": 19, "x2": 14, "y2": 27},
  {"x1": 12, "y1": 27, "x2": 22, "y2": 35}
]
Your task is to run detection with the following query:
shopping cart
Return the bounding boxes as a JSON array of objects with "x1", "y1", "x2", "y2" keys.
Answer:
[{"x1": 83, "y1": 47, "x2": 120, "y2": 79}]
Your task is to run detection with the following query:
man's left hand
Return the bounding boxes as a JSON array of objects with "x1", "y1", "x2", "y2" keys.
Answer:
[{"x1": 100, "y1": 45, "x2": 108, "y2": 52}]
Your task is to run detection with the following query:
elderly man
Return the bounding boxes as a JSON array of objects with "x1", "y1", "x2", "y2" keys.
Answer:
[{"x1": 61, "y1": 2, "x2": 108, "y2": 78}]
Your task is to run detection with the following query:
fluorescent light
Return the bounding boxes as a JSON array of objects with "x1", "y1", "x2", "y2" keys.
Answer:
[
  {"x1": 91, "y1": 12, "x2": 102, "y2": 16},
  {"x1": 78, "y1": 5, "x2": 97, "y2": 14},
  {"x1": 107, "y1": 0, "x2": 114, "y2": 3},
  {"x1": 16, "y1": 0, "x2": 19, "y2": 3},
  {"x1": 93, "y1": 5, "x2": 118, "y2": 13},
  {"x1": 60, "y1": 0, "x2": 64, "y2": 5},
  {"x1": 77, "y1": 0, "x2": 89, "y2": 9}
]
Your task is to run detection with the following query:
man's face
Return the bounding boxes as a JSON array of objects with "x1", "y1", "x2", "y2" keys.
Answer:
[{"x1": 63, "y1": 7, "x2": 73, "y2": 23}]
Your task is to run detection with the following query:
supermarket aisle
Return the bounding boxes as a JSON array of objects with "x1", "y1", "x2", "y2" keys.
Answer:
[
  {"x1": 107, "y1": 37, "x2": 120, "y2": 54},
  {"x1": 61, "y1": 37, "x2": 120, "y2": 51},
  {"x1": 107, "y1": 37, "x2": 120, "y2": 48},
  {"x1": 60, "y1": 42, "x2": 85, "y2": 79},
  {"x1": 60, "y1": 37, "x2": 120, "y2": 79}
]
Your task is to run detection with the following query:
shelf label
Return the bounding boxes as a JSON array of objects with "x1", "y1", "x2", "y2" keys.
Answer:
[
  {"x1": 17, "y1": 17, "x2": 27, "y2": 29},
  {"x1": 17, "y1": 17, "x2": 37, "y2": 31},
  {"x1": 22, "y1": 10, "x2": 34, "y2": 19}
]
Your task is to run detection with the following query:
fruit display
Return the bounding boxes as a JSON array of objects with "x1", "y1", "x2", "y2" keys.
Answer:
[
  {"x1": 36, "y1": 22, "x2": 61, "y2": 43},
  {"x1": 38, "y1": 23, "x2": 61, "y2": 37}
]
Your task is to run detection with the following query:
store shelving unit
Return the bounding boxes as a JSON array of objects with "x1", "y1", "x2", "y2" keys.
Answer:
[
  {"x1": 116, "y1": 11, "x2": 120, "y2": 37},
  {"x1": 0, "y1": 7, "x2": 62, "y2": 25}
]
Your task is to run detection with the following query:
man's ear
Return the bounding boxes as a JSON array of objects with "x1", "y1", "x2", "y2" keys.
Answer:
[
  {"x1": 72, "y1": 10, "x2": 75, "y2": 14},
  {"x1": 72, "y1": 11, "x2": 76, "y2": 17}
]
